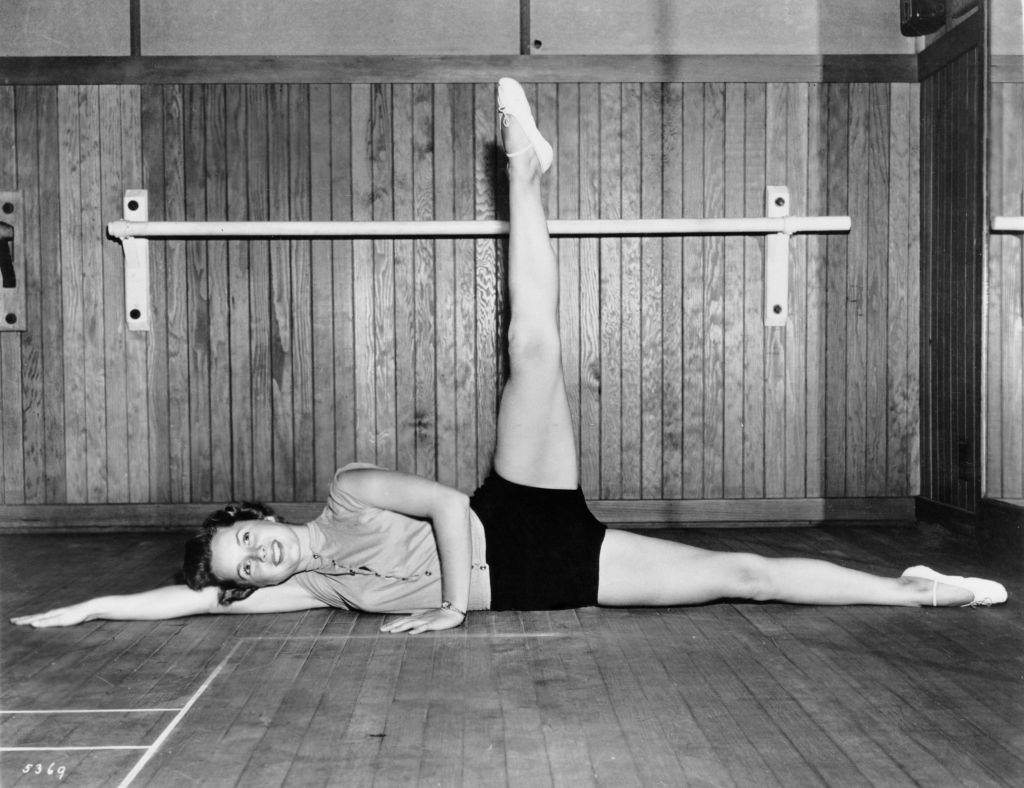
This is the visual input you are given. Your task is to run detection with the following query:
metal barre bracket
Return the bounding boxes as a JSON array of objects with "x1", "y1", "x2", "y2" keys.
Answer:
[
  {"x1": 110, "y1": 187, "x2": 852, "y2": 331},
  {"x1": 0, "y1": 191, "x2": 25, "y2": 332}
]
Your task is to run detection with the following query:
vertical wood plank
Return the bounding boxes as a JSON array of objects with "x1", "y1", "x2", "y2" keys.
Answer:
[
  {"x1": 640, "y1": 82, "x2": 663, "y2": 500},
  {"x1": 784, "y1": 82, "x2": 808, "y2": 498},
  {"x1": 986, "y1": 82, "x2": 1004, "y2": 496},
  {"x1": 620, "y1": 83, "x2": 642, "y2": 499},
  {"x1": 450, "y1": 83, "x2": 476, "y2": 489},
  {"x1": 1000, "y1": 82, "x2": 1023, "y2": 497},
  {"x1": 578, "y1": 82, "x2": 601, "y2": 499},
  {"x1": 846, "y1": 83, "x2": 871, "y2": 497},
  {"x1": 825, "y1": 83, "x2": 849, "y2": 497},
  {"x1": 184, "y1": 85, "x2": 210, "y2": 502},
  {"x1": 99, "y1": 84, "x2": 129, "y2": 502},
  {"x1": 865, "y1": 83, "x2": 890, "y2": 496},
  {"x1": 742, "y1": 83, "x2": 766, "y2": 499},
  {"x1": 141, "y1": 85, "x2": 170, "y2": 502},
  {"x1": 599, "y1": 83, "x2": 623, "y2": 499},
  {"x1": 474, "y1": 82, "x2": 499, "y2": 484},
  {"x1": 371, "y1": 83, "x2": 397, "y2": 472},
  {"x1": 330, "y1": 84, "x2": 356, "y2": 470},
  {"x1": 411, "y1": 83, "x2": 436, "y2": 479},
  {"x1": 702, "y1": 82, "x2": 726, "y2": 500},
  {"x1": 918, "y1": 76, "x2": 934, "y2": 499},
  {"x1": 206, "y1": 84, "x2": 232, "y2": 502},
  {"x1": 557, "y1": 83, "x2": 582, "y2": 479},
  {"x1": 268, "y1": 84, "x2": 294, "y2": 498},
  {"x1": 289, "y1": 84, "x2": 315, "y2": 498},
  {"x1": 681, "y1": 82, "x2": 704, "y2": 500},
  {"x1": 225, "y1": 83, "x2": 253, "y2": 500},
  {"x1": 906, "y1": 83, "x2": 921, "y2": 497},
  {"x1": 805, "y1": 83, "x2": 828, "y2": 498},
  {"x1": 722, "y1": 82, "x2": 745, "y2": 499},
  {"x1": 59, "y1": 85, "x2": 87, "y2": 501},
  {"x1": 0, "y1": 87, "x2": 24, "y2": 504},
  {"x1": 887, "y1": 83, "x2": 912, "y2": 497},
  {"x1": 79, "y1": 85, "x2": 108, "y2": 502},
  {"x1": 309, "y1": 84, "x2": 335, "y2": 493},
  {"x1": 764, "y1": 83, "x2": 786, "y2": 499},
  {"x1": 246, "y1": 84, "x2": 274, "y2": 498},
  {"x1": 433, "y1": 84, "x2": 457, "y2": 487},
  {"x1": 661, "y1": 82, "x2": 684, "y2": 500},
  {"x1": 120, "y1": 84, "x2": 149, "y2": 503},
  {"x1": 392, "y1": 84, "x2": 417, "y2": 476},
  {"x1": 36, "y1": 87, "x2": 66, "y2": 502},
  {"x1": 13, "y1": 87, "x2": 44, "y2": 504}
]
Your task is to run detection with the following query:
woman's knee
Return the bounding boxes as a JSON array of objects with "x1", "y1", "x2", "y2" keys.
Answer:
[
  {"x1": 720, "y1": 553, "x2": 775, "y2": 601},
  {"x1": 507, "y1": 319, "x2": 561, "y2": 372}
]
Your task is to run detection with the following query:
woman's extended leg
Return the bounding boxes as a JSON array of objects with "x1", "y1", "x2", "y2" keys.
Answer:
[
  {"x1": 492, "y1": 80, "x2": 578, "y2": 490},
  {"x1": 598, "y1": 530, "x2": 996, "y2": 607}
]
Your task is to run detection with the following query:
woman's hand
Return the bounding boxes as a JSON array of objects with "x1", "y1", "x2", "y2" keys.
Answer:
[
  {"x1": 380, "y1": 606, "x2": 465, "y2": 635},
  {"x1": 11, "y1": 602, "x2": 94, "y2": 629}
]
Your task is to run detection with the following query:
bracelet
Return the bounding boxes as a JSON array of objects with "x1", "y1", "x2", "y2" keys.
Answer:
[{"x1": 440, "y1": 600, "x2": 466, "y2": 618}]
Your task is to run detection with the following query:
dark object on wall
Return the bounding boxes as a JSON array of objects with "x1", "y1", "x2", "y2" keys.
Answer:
[{"x1": 901, "y1": 0, "x2": 946, "y2": 36}]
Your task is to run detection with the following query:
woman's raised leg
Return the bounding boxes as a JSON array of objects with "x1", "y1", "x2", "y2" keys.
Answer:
[
  {"x1": 491, "y1": 79, "x2": 578, "y2": 490},
  {"x1": 598, "y1": 530, "x2": 1003, "y2": 607}
]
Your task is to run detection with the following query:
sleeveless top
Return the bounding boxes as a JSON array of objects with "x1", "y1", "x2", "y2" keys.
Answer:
[{"x1": 291, "y1": 463, "x2": 492, "y2": 612}]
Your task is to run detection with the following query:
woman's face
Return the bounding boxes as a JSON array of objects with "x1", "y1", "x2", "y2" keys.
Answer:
[{"x1": 209, "y1": 520, "x2": 303, "y2": 588}]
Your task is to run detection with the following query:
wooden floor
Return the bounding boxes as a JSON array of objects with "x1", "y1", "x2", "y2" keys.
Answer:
[{"x1": 1, "y1": 523, "x2": 1021, "y2": 787}]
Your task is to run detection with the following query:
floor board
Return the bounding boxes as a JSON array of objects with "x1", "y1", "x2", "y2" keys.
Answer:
[{"x1": 1, "y1": 523, "x2": 1021, "y2": 786}]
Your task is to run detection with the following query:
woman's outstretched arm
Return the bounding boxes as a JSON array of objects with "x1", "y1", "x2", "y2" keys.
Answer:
[{"x1": 11, "y1": 580, "x2": 328, "y2": 628}]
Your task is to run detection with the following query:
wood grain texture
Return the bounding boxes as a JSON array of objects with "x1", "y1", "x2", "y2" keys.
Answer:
[
  {"x1": 920, "y1": 46, "x2": 986, "y2": 512},
  {"x1": 1, "y1": 80, "x2": 923, "y2": 514},
  {"x1": 3, "y1": 524, "x2": 1020, "y2": 784},
  {"x1": 988, "y1": 81, "x2": 1024, "y2": 499}
]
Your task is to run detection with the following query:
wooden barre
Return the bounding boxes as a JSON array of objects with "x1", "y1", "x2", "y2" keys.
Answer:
[
  {"x1": 107, "y1": 216, "x2": 852, "y2": 240},
  {"x1": 112, "y1": 186, "x2": 847, "y2": 331},
  {"x1": 992, "y1": 216, "x2": 1024, "y2": 232}
]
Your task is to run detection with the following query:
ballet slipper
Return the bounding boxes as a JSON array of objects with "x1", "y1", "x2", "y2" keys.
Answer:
[
  {"x1": 497, "y1": 77, "x2": 553, "y2": 173},
  {"x1": 902, "y1": 565, "x2": 1008, "y2": 607}
]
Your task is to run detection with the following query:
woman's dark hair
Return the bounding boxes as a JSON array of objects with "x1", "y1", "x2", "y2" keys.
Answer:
[{"x1": 182, "y1": 502, "x2": 278, "y2": 606}]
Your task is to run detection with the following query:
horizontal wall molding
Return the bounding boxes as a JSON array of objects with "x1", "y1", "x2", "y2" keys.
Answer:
[
  {"x1": 0, "y1": 54, "x2": 919, "y2": 86},
  {"x1": 0, "y1": 498, "x2": 917, "y2": 532}
]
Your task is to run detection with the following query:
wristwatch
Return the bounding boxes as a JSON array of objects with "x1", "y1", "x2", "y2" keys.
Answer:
[{"x1": 440, "y1": 600, "x2": 466, "y2": 617}]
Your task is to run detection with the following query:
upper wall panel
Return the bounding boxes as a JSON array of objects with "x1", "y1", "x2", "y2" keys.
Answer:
[
  {"x1": 1, "y1": 0, "x2": 130, "y2": 56},
  {"x1": 1, "y1": 0, "x2": 923, "y2": 58},
  {"x1": 531, "y1": 0, "x2": 917, "y2": 55},
  {"x1": 140, "y1": 0, "x2": 519, "y2": 56}
]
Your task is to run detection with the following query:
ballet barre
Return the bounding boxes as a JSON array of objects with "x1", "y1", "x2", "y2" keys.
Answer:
[
  {"x1": 992, "y1": 216, "x2": 1024, "y2": 233},
  {"x1": 108, "y1": 187, "x2": 852, "y2": 331}
]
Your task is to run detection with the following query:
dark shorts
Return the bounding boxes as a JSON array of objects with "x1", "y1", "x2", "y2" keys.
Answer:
[{"x1": 469, "y1": 471, "x2": 606, "y2": 611}]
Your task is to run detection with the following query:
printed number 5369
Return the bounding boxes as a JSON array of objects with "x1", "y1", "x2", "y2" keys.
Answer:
[{"x1": 22, "y1": 762, "x2": 67, "y2": 780}]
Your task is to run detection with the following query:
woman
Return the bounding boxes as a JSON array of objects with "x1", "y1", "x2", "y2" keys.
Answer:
[{"x1": 12, "y1": 79, "x2": 1006, "y2": 633}]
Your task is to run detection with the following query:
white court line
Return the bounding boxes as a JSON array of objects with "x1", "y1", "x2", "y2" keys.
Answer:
[
  {"x1": 2, "y1": 746, "x2": 149, "y2": 752},
  {"x1": 1, "y1": 708, "x2": 180, "y2": 715},
  {"x1": 117, "y1": 642, "x2": 241, "y2": 788},
  {"x1": 241, "y1": 632, "x2": 569, "y2": 641}
]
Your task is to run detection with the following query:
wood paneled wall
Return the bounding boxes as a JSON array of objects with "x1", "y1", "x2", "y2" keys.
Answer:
[
  {"x1": 988, "y1": 79, "x2": 1024, "y2": 500},
  {"x1": 919, "y1": 47, "x2": 985, "y2": 511},
  {"x1": 0, "y1": 80, "x2": 920, "y2": 511}
]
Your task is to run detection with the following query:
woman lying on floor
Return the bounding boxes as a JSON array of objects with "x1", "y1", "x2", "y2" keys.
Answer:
[{"x1": 12, "y1": 78, "x2": 1007, "y2": 633}]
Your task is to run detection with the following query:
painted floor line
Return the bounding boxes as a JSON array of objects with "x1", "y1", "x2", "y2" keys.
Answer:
[
  {"x1": 241, "y1": 632, "x2": 570, "y2": 641},
  {"x1": 1, "y1": 708, "x2": 181, "y2": 715},
  {"x1": 1, "y1": 746, "x2": 149, "y2": 752},
  {"x1": 117, "y1": 642, "x2": 241, "y2": 788}
]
